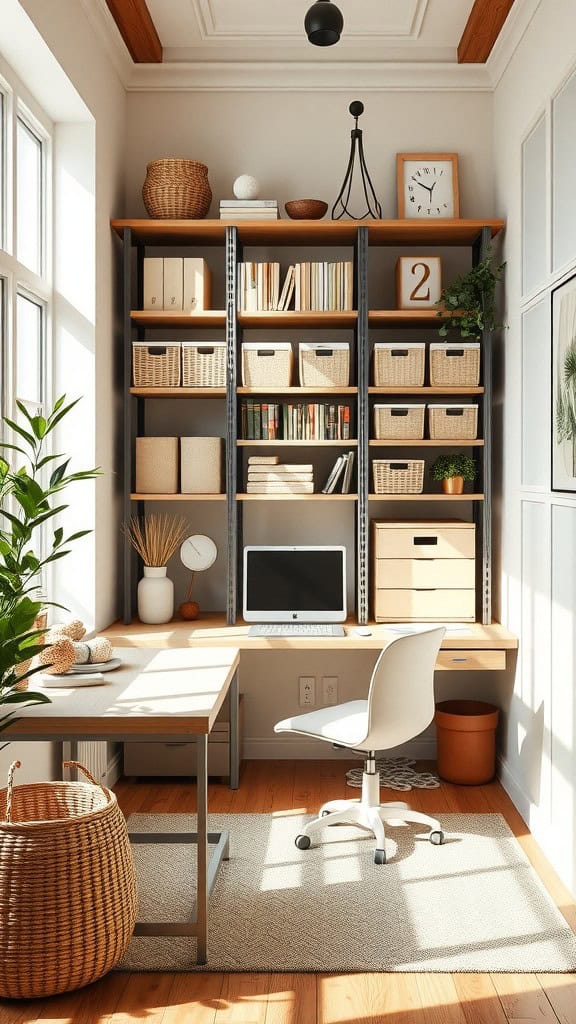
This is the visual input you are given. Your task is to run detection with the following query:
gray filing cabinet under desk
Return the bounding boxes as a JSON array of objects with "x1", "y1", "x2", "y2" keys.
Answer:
[{"x1": 124, "y1": 693, "x2": 244, "y2": 778}]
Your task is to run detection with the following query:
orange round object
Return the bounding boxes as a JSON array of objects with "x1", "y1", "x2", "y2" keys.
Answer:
[{"x1": 179, "y1": 601, "x2": 200, "y2": 620}]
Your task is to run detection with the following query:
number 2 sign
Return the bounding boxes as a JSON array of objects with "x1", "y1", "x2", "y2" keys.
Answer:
[{"x1": 396, "y1": 256, "x2": 442, "y2": 310}]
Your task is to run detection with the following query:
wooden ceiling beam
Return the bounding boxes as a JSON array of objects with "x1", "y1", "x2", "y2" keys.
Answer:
[
  {"x1": 458, "y1": 0, "x2": 516, "y2": 63},
  {"x1": 104, "y1": 0, "x2": 162, "y2": 63}
]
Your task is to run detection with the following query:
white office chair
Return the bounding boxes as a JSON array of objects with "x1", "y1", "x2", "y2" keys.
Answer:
[{"x1": 274, "y1": 626, "x2": 446, "y2": 864}]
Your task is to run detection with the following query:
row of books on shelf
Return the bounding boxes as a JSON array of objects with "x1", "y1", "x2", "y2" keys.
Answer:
[
  {"x1": 240, "y1": 400, "x2": 352, "y2": 441},
  {"x1": 244, "y1": 453, "x2": 355, "y2": 494},
  {"x1": 238, "y1": 261, "x2": 354, "y2": 312}
]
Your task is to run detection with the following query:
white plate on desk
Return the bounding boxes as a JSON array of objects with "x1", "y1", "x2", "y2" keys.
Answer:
[
  {"x1": 40, "y1": 673, "x2": 108, "y2": 687},
  {"x1": 69, "y1": 658, "x2": 122, "y2": 674}
]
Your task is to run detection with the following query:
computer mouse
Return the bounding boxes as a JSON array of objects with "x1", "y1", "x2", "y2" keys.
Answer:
[{"x1": 353, "y1": 626, "x2": 372, "y2": 637}]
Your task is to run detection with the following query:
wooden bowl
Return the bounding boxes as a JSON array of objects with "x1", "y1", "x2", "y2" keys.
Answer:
[{"x1": 284, "y1": 199, "x2": 328, "y2": 220}]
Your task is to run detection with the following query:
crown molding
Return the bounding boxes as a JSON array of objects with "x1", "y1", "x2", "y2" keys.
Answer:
[
  {"x1": 486, "y1": 0, "x2": 542, "y2": 88},
  {"x1": 127, "y1": 61, "x2": 492, "y2": 93},
  {"x1": 78, "y1": 0, "x2": 133, "y2": 86}
]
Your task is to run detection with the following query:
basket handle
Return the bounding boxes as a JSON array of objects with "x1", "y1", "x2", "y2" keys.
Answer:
[
  {"x1": 63, "y1": 760, "x2": 107, "y2": 794},
  {"x1": 5, "y1": 760, "x2": 21, "y2": 823}
]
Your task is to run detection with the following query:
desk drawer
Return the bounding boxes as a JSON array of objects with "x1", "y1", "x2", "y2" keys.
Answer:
[
  {"x1": 374, "y1": 558, "x2": 475, "y2": 590},
  {"x1": 373, "y1": 524, "x2": 475, "y2": 560},
  {"x1": 374, "y1": 588, "x2": 475, "y2": 621},
  {"x1": 436, "y1": 650, "x2": 506, "y2": 671}
]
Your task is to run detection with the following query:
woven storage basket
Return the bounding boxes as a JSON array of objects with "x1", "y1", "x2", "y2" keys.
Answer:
[
  {"x1": 299, "y1": 343, "x2": 350, "y2": 387},
  {"x1": 133, "y1": 343, "x2": 181, "y2": 387},
  {"x1": 182, "y1": 342, "x2": 226, "y2": 387},
  {"x1": 0, "y1": 760, "x2": 136, "y2": 1000},
  {"x1": 242, "y1": 343, "x2": 293, "y2": 387},
  {"x1": 374, "y1": 404, "x2": 425, "y2": 440},
  {"x1": 429, "y1": 343, "x2": 480, "y2": 386},
  {"x1": 428, "y1": 404, "x2": 478, "y2": 440},
  {"x1": 142, "y1": 159, "x2": 212, "y2": 219},
  {"x1": 373, "y1": 459, "x2": 425, "y2": 494},
  {"x1": 373, "y1": 343, "x2": 425, "y2": 387},
  {"x1": 136, "y1": 436, "x2": 179, "y2": 493}
]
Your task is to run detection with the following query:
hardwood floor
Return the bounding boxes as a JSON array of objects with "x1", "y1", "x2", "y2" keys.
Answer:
[{"x1": 2, "y1": 760, "x2": 575, "y2": 1024}]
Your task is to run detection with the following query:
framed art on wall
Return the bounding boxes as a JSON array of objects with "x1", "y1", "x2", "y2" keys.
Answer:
[
  {"x1": 552, "y1": 271, "x2": 576, "y2": 492},
  {"x1": 397, "y1": 153, "x2": 459, "y2": 219}
]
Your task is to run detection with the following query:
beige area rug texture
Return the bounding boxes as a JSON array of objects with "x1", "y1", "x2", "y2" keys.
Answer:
[{"x1": 122, "y1": 812, "x2": 576, "y2": 973}]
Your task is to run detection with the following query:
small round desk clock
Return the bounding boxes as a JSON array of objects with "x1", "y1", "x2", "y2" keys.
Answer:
[{"x1": 179, "y1": 535, "x2": 218, "y2": 620}]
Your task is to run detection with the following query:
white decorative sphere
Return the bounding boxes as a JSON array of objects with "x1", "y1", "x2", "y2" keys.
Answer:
[{"x1": 233, "y1": 175, "x2": 259, "y2": 200}]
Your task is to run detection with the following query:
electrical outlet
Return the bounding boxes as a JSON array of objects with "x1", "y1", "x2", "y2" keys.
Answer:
[
  {"x1": 322, "y1": 676, "x2": 338, "y2": 705},
  {"x1": 299, "y1": 676, "x2": 315, "y2": 706}
]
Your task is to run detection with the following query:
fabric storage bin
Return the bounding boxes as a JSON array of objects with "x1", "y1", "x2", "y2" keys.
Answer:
[
  {"x1": 299, "y1": 343, "x2": 350, "y2": 387},
  {"x1": 374, "y1": 404, "x2": 425, "y2": 440},
  {"x1": 182, "y1": 342, "x2": 226, "y2": 387},
  {"x1": 242, "y1": 342, "x2": 293, "y2": 387},
  {"x1": 373, "y1": 343, "x2": 425, "y2": 387},
  {"x1": 373, "y1": 459, "x2": 424, "y2": 494},
  {"x1": 133, "y1": 342, "x2": 181, "y2": 387},
  {"x1": 429, "y1": 343, "x2": 480, "y2": 386},
  {"x1": 181, "y1": 436, "x2": 223, "y2": 493},
  {"x1": 428, "y1": 404, "x2": 478, "y2": 439},
  {"x1": 135, "y1": 437, "x2": 178, "y2": 493}
]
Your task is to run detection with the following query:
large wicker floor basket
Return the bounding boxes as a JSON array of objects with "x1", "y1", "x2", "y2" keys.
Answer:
[{"x1": 0, "y1": 761, "x2": 137, "y2": 999}]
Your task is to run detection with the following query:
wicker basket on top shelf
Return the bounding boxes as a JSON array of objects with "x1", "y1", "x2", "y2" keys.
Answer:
[{"x1": 142, "y1": 159, "x2": 212, "y2": 219}]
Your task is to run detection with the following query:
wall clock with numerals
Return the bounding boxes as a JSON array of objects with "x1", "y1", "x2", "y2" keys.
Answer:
[{"x1": 397, "y1": 153, "x2": 459, "y2": 219}]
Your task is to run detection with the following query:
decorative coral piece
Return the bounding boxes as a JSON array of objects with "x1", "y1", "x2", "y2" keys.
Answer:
[
  {"x1": 86, "y1": 638, "x2": 113, "y2": 664},
  {"x1": 48, "y1": 619, "x2": 86, "y2": 642},
  {"x1": 38, "y1": 639, "x2": 76, "y2": 675}
]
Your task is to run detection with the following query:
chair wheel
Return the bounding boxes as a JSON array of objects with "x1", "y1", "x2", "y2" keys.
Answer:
[
  {"x1": 430, "y1": 830, "x2": 444, "y2": 846},
  {"x1": 374, "y1": 848, "x2": 386, "y2": 865},
  {"x1": 295, "y1": 834, "x2": 311, "y2": 850}
]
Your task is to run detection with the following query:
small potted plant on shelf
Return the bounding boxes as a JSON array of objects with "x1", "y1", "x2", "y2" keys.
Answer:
[
  {"x1": 431, "y1": 452, "x2": 477, "y2": 495},
  {"x1": 436, "y1": 251, "x2": 505, "y2": 340}
]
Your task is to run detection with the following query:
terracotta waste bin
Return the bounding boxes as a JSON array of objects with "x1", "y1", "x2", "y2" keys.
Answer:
[{"x1": 435, "y1": 700, "x2": 500, "y2": 785}]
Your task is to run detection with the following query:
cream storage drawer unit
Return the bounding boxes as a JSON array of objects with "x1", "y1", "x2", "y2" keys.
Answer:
[{"x1": 372, "y1": 520, "x2": 476, "y2": 623}]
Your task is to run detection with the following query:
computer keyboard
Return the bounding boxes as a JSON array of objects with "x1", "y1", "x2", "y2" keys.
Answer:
[{"x1": 248, "y1": 623, "x2": 345, "y2": 638}]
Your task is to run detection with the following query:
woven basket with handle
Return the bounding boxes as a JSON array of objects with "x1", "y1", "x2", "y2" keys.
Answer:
[
  {"x1": 0, "y1": 760, "x2": 137, "y2": 999},
  {"x1": 142, "y1": 158, "x2": 212, "y2": 219}
]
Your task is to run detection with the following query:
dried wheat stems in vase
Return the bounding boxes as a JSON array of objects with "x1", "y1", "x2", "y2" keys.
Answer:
[{"x1": 123, "y1": 514, "x2": 189, "y2": 567}]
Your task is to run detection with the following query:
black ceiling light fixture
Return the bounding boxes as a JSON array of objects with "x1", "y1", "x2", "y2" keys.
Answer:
[{"x1": 305, "y1": 0, "x2": 344, "y2": 47}]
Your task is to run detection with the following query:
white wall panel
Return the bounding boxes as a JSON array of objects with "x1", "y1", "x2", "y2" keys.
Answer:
[
  {"x1": 520, "y1": 501, "x2": 551, "y2": 807},
  {"x1": 522, "y1": 116, "x2": 547, "y2": 295},
  {"x1": 553, "y1": 69, "x2": 576, "y2": 271},
  {"x1": 521, "y1": 299, "x2": 550, "y2": 488}
]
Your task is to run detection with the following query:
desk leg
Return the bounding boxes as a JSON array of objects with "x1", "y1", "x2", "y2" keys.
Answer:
[
  {"x1": 229, "y1": 667, "x2": 240, "y2": 791},
  {"x1": 62, "y1": 740, "x2": 79, "y2": 780},
  {"x1": 196, "y1": 733, "x2": 208, "y2": 965}
]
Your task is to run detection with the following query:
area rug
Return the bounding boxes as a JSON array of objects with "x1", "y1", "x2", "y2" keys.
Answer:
[
  {"x1": 122, "y1": 812, "x2": 576, "y2": 973},
  {"x1": 345, "y1": 757, "x2": 440, "y2": 791}
]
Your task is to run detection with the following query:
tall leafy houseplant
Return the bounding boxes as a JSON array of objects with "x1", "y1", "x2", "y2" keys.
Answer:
[
  {"x1": 437, "y1": 252, "x2": 505, "y2": 340},
  {"x1": 556, "y1": 340, "x2": 576, "y2": 444},
  {"x1": 0, "y1": 397, "x2": 100, "y2": 730}
]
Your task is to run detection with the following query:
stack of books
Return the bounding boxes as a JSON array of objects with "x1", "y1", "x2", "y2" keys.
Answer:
[
  {"x1": 238, "y1": 262, "x2": 295, "y2": 312},
  {"x1": 219, "y1": 200, "x2": 279, "y2": 220},
  {"x1": 246, "y1": 455, "x2": 314, "y2": 494},
  {"x1": 240, "y1": 400, "x2": 352, "y2": 441},
  {"x1": 322, "y1": 451, "x2": 356, "y2": 494},
  {"x1": 293, "y1": 261, "x2": 354, "y2": 312}
]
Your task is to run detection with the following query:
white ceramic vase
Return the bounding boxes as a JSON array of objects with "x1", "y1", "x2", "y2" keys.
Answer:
[{"x1": 138, "y1": 566, "x2": 174, "y2": 624}]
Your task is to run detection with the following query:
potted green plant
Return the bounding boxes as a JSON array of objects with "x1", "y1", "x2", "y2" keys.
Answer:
[
  {"x1": 437, "y1": 251, "x2": 505, "y2": 340},
  {"x1": 431, "y1": 452, "x2": 476, "y2": 495},
  {"x1": 556, "y1": 339, "x2": 576, "y2": 444},
  {"x1": 0, "y1": 396, "x2": 99, "y2": 728}
]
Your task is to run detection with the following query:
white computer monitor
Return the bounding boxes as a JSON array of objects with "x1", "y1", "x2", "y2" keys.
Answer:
[{"x1": 242, "y1": 545, "x2": 347, "y2": 623}]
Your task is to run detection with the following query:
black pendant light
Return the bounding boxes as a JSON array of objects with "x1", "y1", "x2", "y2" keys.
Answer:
[{"x1": 305, "y1": 0, "x2": 344, "y2": 46}]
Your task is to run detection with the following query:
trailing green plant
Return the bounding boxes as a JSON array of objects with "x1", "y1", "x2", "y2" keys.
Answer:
[
  {"x1": 556, "y1": 339, "x2": 576, "y2": 444},
  {"x1": 0, "y1": 396, "x2": 100, "y2": 729},
  {"x1": 430, "y1": 452, "x2": 477, "y2": 482},
  {"x1": 437, "y1": 251, "x2": 505, "y2": 340}
]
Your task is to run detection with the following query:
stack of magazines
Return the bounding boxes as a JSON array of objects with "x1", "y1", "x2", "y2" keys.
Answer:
[
  {"x1": 220, "y1": 200, "x2": 279, "y2": 220},
  {"x1": 246, "y1": 456, "x2": 313, "y2": 494}
]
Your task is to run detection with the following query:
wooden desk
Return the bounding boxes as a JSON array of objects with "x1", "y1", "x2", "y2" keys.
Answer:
[{"x1": 4, "y1": 646, "x2": 240, "y2": 965}]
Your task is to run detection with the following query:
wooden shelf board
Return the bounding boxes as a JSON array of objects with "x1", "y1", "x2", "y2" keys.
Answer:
[
  {"x1": 112, "y1": 218, "x2": 504, "y2": 248},
  {"x1": 239, "y1": 310, "x2": 356, "y2": 328},
  {"x1": 368, "y1": 493, "x2": 484, "y2": 501},
  {"x1": 369, "y1": 309, "x2": 451, "y2": 326},
  {"x1": 131, "y1": 310, "x2": 226, "y2": 327},
  {"x1": 369, "y1": 386, "x2": 484, "y2": 395},
  {"x1": 237, "y1": 439, "x2": 357, "y2": 447},
  {"x1": 130, "y1": 493, "x2": 226, "y2": 501},
  {"x1": 369, "y1": 439, "x2": 484, "y2": 447},
  {"x1": 237, "y1": 493, "x2": 357, "y2": 501},
  {"x1": 238, "y1": 386, "x2": 357, "y2": 395},
  {"x1": 130, "y1": 387, "x2": 226, "y2": 398}
]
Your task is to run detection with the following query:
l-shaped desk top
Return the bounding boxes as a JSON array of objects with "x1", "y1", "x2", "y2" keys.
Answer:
[{"x1": 106, "y1": 616, "x2": 518, "y2": 671}]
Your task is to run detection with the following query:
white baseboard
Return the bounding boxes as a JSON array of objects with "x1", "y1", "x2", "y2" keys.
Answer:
[
  {"x1": 497, "y1": 755, "x2": 531, "y2": 824},
  {"x1": 105, "y1": 750, "x2": 122, "y2": 788},
  {"x1": 243, "y1": 736, "x2": 437, "y2": 760}
]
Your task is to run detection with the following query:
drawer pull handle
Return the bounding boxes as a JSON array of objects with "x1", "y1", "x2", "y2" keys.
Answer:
[
  {"x1": 446, "y1": 408, "x2": 464, "y2": 416},
  {"x1": 257, "y1": 349, "x2": 275, "y2": 357},
  {"x1": 414, "y1": 588, "x2": 436, "y2": 592},
  {"x1": 391, "y1": 409, "x2": 409, "y2": 417},
  {"x1": 414, "y1": 536, "x2": 438, "y2": 545},
  {"x1": 451, "y1": 658, "x2": 468, "y2": 663},
  {"x1": 390, "y1": 463, "x2": 408, "y2": 471},
  {"x1": 446, "y1": 349, "x2": 465, "y2": 357},
  {"x1": 315, "y1": 349, "x2": 334, "y2": 357},
  {"x1": 197, "y1": 346, "x2": 215, "y2": 355},
  {"x1": 147, "y1": 346, "x2": 166, "y2": 356},
  {"x1": 391, "y1": 350, "x2": 409, "y2": 357}
]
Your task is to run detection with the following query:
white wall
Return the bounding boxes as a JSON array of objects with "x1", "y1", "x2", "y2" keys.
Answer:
[{"x1": 493, "y1": 0, "x2": 576, "y2": 894}]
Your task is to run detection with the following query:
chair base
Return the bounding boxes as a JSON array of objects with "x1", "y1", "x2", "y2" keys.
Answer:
[{"x1": 295, "y1": 764, "x2": 444, "y2": 864}]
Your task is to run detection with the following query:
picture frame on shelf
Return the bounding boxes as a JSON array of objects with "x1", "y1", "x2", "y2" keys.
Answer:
[
  {"x1": 552, "y1": 269, "x2": 576, "y2": 492},
  {"x1": 395, "y1": 256, "x2": 442, "y2": 309},
  {"x1": 396, "y1": 153, "x2": 459, "y2": 219}
]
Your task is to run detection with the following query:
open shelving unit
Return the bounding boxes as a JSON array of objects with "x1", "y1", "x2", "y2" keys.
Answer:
[{"x1": 113, "y1": 217, "x2": 504, "y2": 626}]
